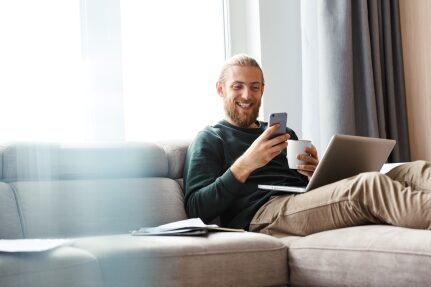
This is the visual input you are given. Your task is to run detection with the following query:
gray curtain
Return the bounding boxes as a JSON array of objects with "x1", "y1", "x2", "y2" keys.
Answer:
[{"x1": 301, "y1": 0, "x2": 410, "y2": 162}]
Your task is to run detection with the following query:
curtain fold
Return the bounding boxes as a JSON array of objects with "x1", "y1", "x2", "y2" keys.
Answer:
[{"x1": 301, "y1": 0, "x2": 410, "y2": 162}]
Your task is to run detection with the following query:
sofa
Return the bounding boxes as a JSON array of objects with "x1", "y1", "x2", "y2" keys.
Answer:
[{"x1": 0, "y1": 142, "x2": 430, "y2": 287}]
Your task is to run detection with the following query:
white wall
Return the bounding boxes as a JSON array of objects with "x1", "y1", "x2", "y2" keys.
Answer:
[{"x1": 226, "y1": 0, "x2": 303, "y2": 137}]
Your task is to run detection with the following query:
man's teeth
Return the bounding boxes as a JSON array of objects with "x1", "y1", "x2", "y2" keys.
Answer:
[{"x1": 237, "y1": 103, "x2": 252, "y2": 108}]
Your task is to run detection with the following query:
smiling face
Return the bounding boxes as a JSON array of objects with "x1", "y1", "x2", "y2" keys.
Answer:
[{"x1": 217, "y1": 65, "x2": 264, "y2": 128}]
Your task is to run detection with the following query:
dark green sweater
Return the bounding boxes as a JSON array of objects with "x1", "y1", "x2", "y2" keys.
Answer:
[{"x1": 183, "y1": 120, "x2": 308, "y2": 230}]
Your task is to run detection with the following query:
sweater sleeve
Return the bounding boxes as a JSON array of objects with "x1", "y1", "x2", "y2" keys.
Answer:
[{"x1": 183, "y1": 129, "x2": 251, "y2": 223}]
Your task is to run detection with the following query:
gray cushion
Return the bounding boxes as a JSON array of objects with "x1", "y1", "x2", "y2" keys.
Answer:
[
  {"x1": 0, "y1": 246, "x2": 103, "y2": 287},
  {"x1": 73, "y1": 232, "x2": 288, "y2": 287},
  {"x1": 159, "y1": 141, "x2": 189, "y2": 179},
  {"x1": 12, "y1": 178, "x2": 187, "y2": 238},
  {"x1": 0, "y1": 145, "x2": 3, "y2": 178},
  {"x1": 2, "y1": 142, "x2": 168, "y2": 182},
  {"x1": 288, "y1": 225, "x2": 431, "y2": 287},
  {"x1": 0, "y1": 182, "x2": 23, "y2": 239}
]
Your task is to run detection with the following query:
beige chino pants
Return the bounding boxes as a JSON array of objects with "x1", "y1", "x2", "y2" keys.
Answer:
[{"x1": 250, "y1": 161, "x2": 431, "y2": 237}]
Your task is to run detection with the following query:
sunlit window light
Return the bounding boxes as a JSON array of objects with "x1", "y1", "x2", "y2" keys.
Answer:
[{"x1": 0, "y1": 0, "x2": 225, "y2": 143}]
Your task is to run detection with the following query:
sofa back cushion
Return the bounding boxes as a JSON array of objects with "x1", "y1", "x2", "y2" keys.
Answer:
[
  {"x1": 2, "y1": 142, "x2": 168, "y2": 182},
  {"x1": 159, "y1": 141, "x2": 190, "y2": 179},
  {"x1": 0, "y1": 146, "x2": 3, "y2": 178},
  {"x1": 0, "y1": 182, "x2": 24, "y2": 239},
  {"x1": 0, "y1": 142, "x2": 188, "y2": 238}
]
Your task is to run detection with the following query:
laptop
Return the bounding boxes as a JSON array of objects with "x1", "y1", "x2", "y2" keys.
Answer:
[{"x1": 258, "y1": 134, "x2": 396, "y2": 193}]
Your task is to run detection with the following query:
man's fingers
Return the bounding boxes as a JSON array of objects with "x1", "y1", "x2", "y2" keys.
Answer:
[
  {"x1": 297, "y1": 153, "x2": 319, "y2": 165},
  {"x1": 262, "y1": 124, "x2": 280, "y2": 139},
  {"x1": 297, "y1": 164, "x2": 317, "y2": 172},
  {"x1": 260, "y1": 124, "x2": 289, "y2": 145},
  {"x1": 296, "y1": 146, "x2": 319, "y2": 179},
  {"x1": 304, "y1": 145, "x2": 318, "y2": 159}
]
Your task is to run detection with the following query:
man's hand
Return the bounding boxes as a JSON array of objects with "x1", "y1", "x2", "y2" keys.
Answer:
[
  {"x1": 296, "y1": 145, "x2": 319, "y2": 179},
  {"x1": 230, "y1": 124, "x2": 289, "y2": 183}
]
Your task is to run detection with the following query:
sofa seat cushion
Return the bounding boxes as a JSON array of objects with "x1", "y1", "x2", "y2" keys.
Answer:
[
  {"x1": 288, "y1": 225, "x2": 431, "y2": 287},
  {"x1": 278, "y1": 235, "x2": 302, "y2": 247},
  {"x1": 73, "y1": 232, "x2": 288, "y2": 287},
  {"x1": 0, "y1": 246, "x2": 103, "y2": 287}
]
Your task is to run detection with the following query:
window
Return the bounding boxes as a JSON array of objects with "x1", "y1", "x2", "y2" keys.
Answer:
[
  {"x1": 0, "y1": 0, "x2": 226, "y2": 142},
  {"x1": 0, "y1": 1, "x2": 84, "y2": 142},
  {"x1": 121, "y1": 0, "x2": 225, "y2": 141}
]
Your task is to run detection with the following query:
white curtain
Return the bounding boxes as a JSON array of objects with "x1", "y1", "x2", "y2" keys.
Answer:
[
  {"x1": 301, "y1": 0, "x2": 356, "y2": 156},
  {"x1": 301, "y1": 0, "x2": 410, "y2": 162},
  {"x1": 301, "y1": 0, "x2": 322, "y2": 154}
]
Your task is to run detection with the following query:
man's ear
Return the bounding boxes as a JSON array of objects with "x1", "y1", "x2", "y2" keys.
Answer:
[{"x1": 216, "y1": 82, "x2": 224, "y2": 98}]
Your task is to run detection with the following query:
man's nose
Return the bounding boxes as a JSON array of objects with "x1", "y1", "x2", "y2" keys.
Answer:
[{"x1": 241, "y1": 88, "x2": 252, "y2": 99}]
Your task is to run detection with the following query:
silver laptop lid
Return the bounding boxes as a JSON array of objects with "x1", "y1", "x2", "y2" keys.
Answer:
[{"x1": 306, "y1": 134, "x2": 396, "y2": 191}]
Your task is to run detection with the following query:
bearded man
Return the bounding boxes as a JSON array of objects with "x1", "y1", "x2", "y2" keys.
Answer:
[{"x1": 183, "y1": 54, "x2": 431, "y2": 236}]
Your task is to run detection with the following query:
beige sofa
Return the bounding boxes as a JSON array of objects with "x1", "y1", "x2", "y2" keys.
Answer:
[{"x1": 0, "y1": 142, "x2": 430, "y2": 287}]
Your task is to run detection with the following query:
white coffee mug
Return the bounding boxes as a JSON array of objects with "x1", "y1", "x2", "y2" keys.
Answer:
[{"x1": 287, "y1": 140, "x2": 312, "y2": 169}]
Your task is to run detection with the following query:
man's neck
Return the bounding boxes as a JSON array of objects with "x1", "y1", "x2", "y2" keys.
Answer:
[{"x1": 225, "y1": 118, "x2": 260, "y2": 129}]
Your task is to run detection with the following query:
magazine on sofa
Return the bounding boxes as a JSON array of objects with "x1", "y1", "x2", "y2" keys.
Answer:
[{"x1": 131, "y1": 218, "x2": 244, "y2": 236}]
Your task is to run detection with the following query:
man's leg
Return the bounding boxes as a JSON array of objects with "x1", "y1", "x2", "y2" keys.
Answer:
[
  {"x1": 250, "y1": 171, "x2": 431, "y2": 237},
  {"x1": 386, "y1": 160, "x2": 431, "y2": 191}
]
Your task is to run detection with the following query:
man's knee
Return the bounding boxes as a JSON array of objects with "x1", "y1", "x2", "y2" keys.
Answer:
[
  {"x1": 412, "y1": 160, "x2": 430, "y2": 170},
  {"x1": 399, "y1": 160, "x2": 429, "y2": 170},
  {"x1": 386, "y1": 160, "x2": 431, "y2": 181}
]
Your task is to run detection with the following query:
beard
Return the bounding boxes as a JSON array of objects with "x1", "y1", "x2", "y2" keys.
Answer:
[{"x1": 223, "y1": 98, "x2": 261, "y2": 128}]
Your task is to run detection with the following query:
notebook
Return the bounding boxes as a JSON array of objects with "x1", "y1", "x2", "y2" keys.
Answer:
[{"x1": 258, "y1": 134, "x2": 396, "y2": 193}]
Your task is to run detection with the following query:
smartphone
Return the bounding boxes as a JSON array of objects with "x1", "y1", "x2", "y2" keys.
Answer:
[{"x1": 268, "y1": 112, "x2": 287, "y2": 139}]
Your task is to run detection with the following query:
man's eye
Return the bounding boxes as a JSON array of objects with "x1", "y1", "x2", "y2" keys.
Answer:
[
  {"x1": 251, "y1": 86, "x2": 260, "y2": 91},
  {"x1": 232, "y1": 84, "x2": 242, "y2": 90}
]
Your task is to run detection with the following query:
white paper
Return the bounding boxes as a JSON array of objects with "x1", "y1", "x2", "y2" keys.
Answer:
[
  {"x1": 131, "y1": 218, "x2": 244, "y2": 236},
  {"x1": 0, "y1": 239, "x2": 71, "y2": 253},
  {"x1": 150, "y1": 218, "x2": 208, "y2": 231}
]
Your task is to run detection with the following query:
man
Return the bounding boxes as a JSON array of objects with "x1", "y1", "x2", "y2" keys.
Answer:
[{"x1": 183, "y1": 54, "x2": 431, "y2": 237}]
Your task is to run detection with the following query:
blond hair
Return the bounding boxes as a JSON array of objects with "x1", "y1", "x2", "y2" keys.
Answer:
[{"x1": 217, "y1": 54, "x2": 265, "y2": 86}]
